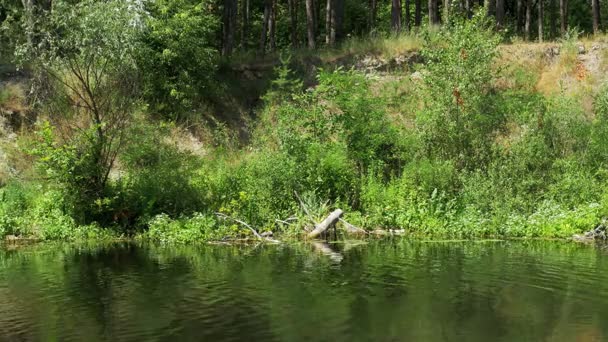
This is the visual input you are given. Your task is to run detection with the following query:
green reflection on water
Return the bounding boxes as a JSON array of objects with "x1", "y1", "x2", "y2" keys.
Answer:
[{"x1": 0, "y1": 240, "x2": 607, "y2": 341}]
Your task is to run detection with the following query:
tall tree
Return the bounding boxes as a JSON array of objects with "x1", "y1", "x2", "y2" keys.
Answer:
[
  {"x1": 486, "y1": 0, "x2": 495, "y2": 16},
  {"x1": 496, "y1": 0, "x2": 505, "y2": 27},
  {"x1": 305, "y1": 0, "x2": 316, "y2": 48},
  {"x1": 326, "y1": 0, "x2": 337, "y2": 46},
  {"x1": 429, "y1": 0, "x2": 439, "y2": 25},
  {"x1": 369, "y1": 0, "x2": 378, "y2": 29},
  {"x1": 335, "y1": 0, "x2": 344, "y2": 40},
  {"x1": 415, "y1": 0, "x2": 422, "y2": 26},
  {"x1": 222, "y1": 0, "x2": 237, "y2": 55},
  {"x1": 516, "y1": 0, "x2": 523, "y2": 33},
  {"x1": 524, "y1": 0, "x2": 531, "y2": 40},
  {"x1": 549, "y1": 0, "x2": 557, "y2": 38},
  {"x1": 260, "y1": 0, "x2": 271, "y2": 53},
  {"x1": 444, "y1": 0, "x2": 450, "y2": 23},
  {"x1": 269, "y1": 0, "x2": 276, "y2": 51},
  {"x1": 392, "y1": 0, "x2": 402, "y2": 32},
  {"x1": 404, "y1": 0, "x2": 411, "y2": 31},
  {"x1": 240, "y1": 0, "x2": 250, "y2": 48},
  {"x1": 288, "y1": 0, "x2": 298, "y2": 47},
  {"x1": 465, "y1": 0, "x2": 471, "y2": 18},
  {"x1": 592, "y1": 0, "x2": 600, "y2": 34},
  {"x1": 559, "y1": 0, "x2": 567, "y2": 34},
  {"x1": 538, "y1": 0, "x2": 544, "y2": 41}
]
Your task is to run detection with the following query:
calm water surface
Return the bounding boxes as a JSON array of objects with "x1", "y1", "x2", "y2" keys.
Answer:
[{"x1": 1, "y1": 240, "x2": 607, "y2": 341}]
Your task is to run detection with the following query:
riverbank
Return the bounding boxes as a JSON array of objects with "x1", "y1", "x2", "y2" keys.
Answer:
[{"x1": 3, "y1": 20, "x2": 608, "y2": 243}]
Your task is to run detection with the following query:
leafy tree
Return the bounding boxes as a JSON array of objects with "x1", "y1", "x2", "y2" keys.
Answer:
[
  {"x1": 418, "y1": 12, "x2": 502, "y2": 168},
  {"x1": 138, "y1": 0, "x2": 219, "y2": 118},
  {"x1": 23, "y1": 0, "x2": 141, "y2": 223}
]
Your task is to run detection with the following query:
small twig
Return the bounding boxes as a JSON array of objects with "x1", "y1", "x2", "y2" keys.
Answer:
[
  {"x1": 215, "y1": 212, "x2": 263, "y2": 240},
  {"x1": 275, "y1": 219, "x2": 293, "y2": 225}
]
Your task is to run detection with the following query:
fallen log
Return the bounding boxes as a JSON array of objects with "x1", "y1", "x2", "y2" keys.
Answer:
[
  {"x1": 307, "y1": 209, "x2": 343, "y2": 239},
  {"x1": 339, "y1": 218, "x2": 367, "y2": 235}
]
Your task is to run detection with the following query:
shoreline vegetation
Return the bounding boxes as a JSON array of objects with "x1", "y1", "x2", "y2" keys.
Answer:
[{"x1": 2, "y1": 1, "x2": 608, "y2": 245}]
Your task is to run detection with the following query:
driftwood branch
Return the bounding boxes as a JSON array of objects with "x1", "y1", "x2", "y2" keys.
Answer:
[
  {"x1": 215, "y1": 212, "x2": 263, "y2": 240},
  {"x1": 339, "y1": 218, "x2": 368, "y2": 235},
  {"x1": 307, "y1": 209, "x2": 344, "y2": 239}
]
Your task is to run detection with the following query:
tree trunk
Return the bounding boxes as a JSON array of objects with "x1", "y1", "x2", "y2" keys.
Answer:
[
  {"x1": 429, "y1": 0, "x2": 439, "y2": 25},
  {"x1": 525, "y1": 0, "x2": 532, "y2": 40},
  {"x1": 496, "y1": 0, "x2": 505, "y2": 27},
  {"x1": 516, "y1": 0, "x2": 523, "y2": 33},
  {"x1": 549, "y1": 0, "x2": 557, "y2": 38},
  {"x1": 269, "y1": 0, "x2": 276, "y2": 51},
  {"x1": 465, "y1": 0, "x2": 471, "y2": 18},
  {"x1": 369, "y1": 0, "x2": 378, "y2": 29},
  {"x1": 260, "y1": 0, "x2": 271, "y2": 54},
  {"x1": 486, "y1": 0, "x2": 495, "y2": 16},
  {"x1": 221, "y1": 0, "x2": 236, "y2": 56},
  {"x1": 392, "y1": 0, "x2": 402, "y2": 32},
  {"x1": 241, "y1": 0, "x2": 250, "y2": 48},
  {"x1": 538, "y1": 0, "x2": 544, "y2": 41},
  {"x1": 592, "y1": 0, "x2": 600, "y2": 34},
  {"x1": 326, "y1": 0, "x2": 335, "y2": 45},
  {"x1": 559, "y1": 0, "x2": 567, "y2": 35},
  {"x1": 307, "y1": 209, "x2": 344, "y2": 239},
  {"x1": 415, "y1": 0, "x2": 422, "y2": 26},
  {"x1": 404, "y1": 0, "x2": 411, "y2": 31},
  {"x1": 444, "y1": 0, "x2": 450, "y2": 24},
  {"x1": 335, "y1": 0, "x2": 344, "y2": 41},
  {"x1": 306, "y1": 0, "x2": 316, "y2": 48},
  {"x1": 289, "y1": 0, "x2": 298, "y2": 47}
]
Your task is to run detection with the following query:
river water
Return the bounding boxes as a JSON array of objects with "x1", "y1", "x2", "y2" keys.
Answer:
[{"x1": 0, "y1": 240, "x2": 607, "y2": 341}]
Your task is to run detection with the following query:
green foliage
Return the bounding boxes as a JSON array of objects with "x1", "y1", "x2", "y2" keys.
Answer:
[
  {"x1": 5, "y1": 15, "x2": 608, "y2": 243},
  {"x1": 120, "y1": 121, "x2": 204, "y2": 224},
  {"x1": 418, "y1": 12, "x2": 503, "y2": 168},
  {"x1": 138, "y1": 0, "x2": 219, "y2": 117},
  {"x1": 140, "y1": 213, "x2": 225, "y2": 244}
]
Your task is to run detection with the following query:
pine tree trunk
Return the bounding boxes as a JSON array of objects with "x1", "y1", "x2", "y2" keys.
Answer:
[
  {"x1": 222, "y1": 0, "x2": 237, "y2": 56},
  {"x1": 496, "y1": 0, "x2": 505, "y2": 27},
  {"x1": 549, "y1": 0, "x2": 557, "y2": 38},
  {"x1": 260, "y1": 0, "x2": 271, "y2": 54},
  {"x1": 486, "y1": 0, "x2": 495, "y2": 17},
  {"x1": 369, "y1": 0, "x2": 378, "y2": 29},
  {"x1": 429, "y1": 0, "x2": 439, "y2": 25},
  {"x1": 335, "y1": 0, "x2": 344, "y2": 41},
  {"x1": 329, "y1": 0, "x2": 337, "y2": 45},
  {"x1": 525, "y1": 0, "x2": 532, "y2": 40},
  {"x1": 241, "y1": 0, "x2": 250, "y2": 48},
  {"x1": 538, "y1": 0, "x2": 544, "y2": 42},
  {"x1": 306, "y1": 0, "x2": 316, "y2": 48},
  {"x1": 465, "y1": 0, "x2": 471, "y2": 18},
  {"x1": 592, "y1": 0, "x2": 601, "y2": 34},
  {"x1": 404, "y1": 0, "x2": 411, "y2": 31},
  {"x1": 415, "y1": 0, "x2": 422, "y2": 26},
  {"x1": 444, "y1": 0, "x2": 449, "y2": 23},
  {"x1": 289, "y1": 0, "x2": 298, "y2": 47},
  {"x1": 269, "y1": 0, "x2": 276, "y2": 51},
  {"x1": 559, "y1": 0, "x2": 567, "y2": 35},
  {"x1": 326, "y1": 0, "x2": 332, "y2": 45},
  {"x1": 516, "y1": 0, "x2": 523, "y2": 33},
  {"x1": 392, "y1": 0, "x2": 402, "y2": 32}
]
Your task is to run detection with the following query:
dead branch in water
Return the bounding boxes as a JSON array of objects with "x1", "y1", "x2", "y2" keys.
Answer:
[
  {"x1": 214, "y1": 212, "x2": 264, "y2": 240},
  {"x1": 307, "y1": 209, "x2": 344, "y2": 239}
]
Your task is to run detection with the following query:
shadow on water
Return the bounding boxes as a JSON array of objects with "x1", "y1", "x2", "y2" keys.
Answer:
[{"x1": 1, "y1": 240, "x2": 608, "y2": 341}]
